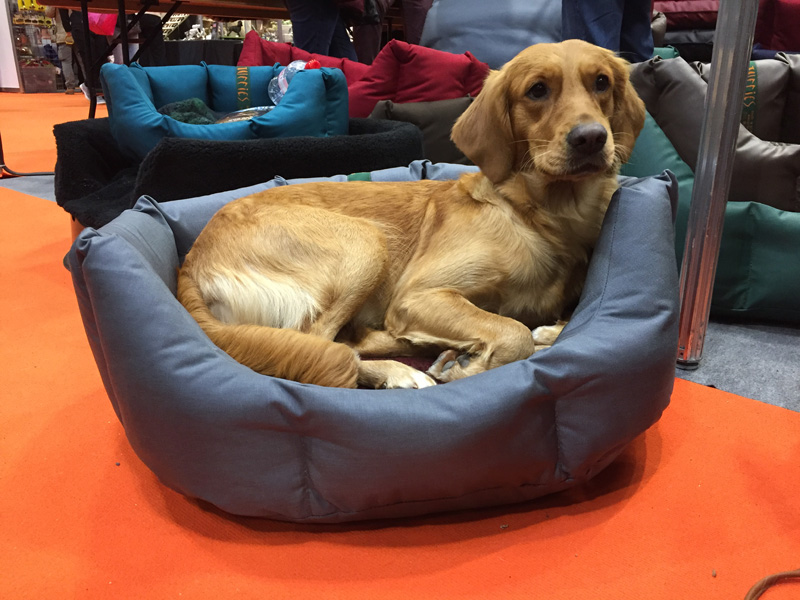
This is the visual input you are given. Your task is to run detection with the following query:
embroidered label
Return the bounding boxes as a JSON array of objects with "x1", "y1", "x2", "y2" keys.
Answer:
[
  {"x1": 741, "y1": 61, "x2": 757, "y2": 133},
  {"x1": 236, "y1": 66, "x2": 251, "y2": 109}
]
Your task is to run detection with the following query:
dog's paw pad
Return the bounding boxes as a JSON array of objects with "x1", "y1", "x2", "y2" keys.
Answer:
[
  {"x1": 427, "y1": 350, "x2": 474, "y2": 382},
  {"x1": 428, "y1": 349, "x2": 459, "y2": 378}
]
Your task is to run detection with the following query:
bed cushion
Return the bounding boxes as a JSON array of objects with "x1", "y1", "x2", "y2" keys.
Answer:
[
  {"x1": 693, "y1": 54, "x2": 792, "y2": 141},
  {"x1": 237, "y1": 30, "x2": 369, "y2": 84},
  {"x1": 347, "y1": 40, "x2": 490, "y2": 117},
  {"x1": 66, "y1": 163, "x2": 679, "y2": 523},
  {"x1": 630, "y1": 56, "x2": 800, "y2": 212},
  {"x1": 653, "y1": 0, "x2": 720, "y2": 29},
  {"x1": 369, "y1": 97, "x2": 473, "y2": 164},
  {"x1": 622, "y1": 112, "x2": 800, "y2": 324},
  {"x1": 100, "y1": 62, "x2": 349, "y2": 161},
  {"x1": 755, "y1": 0, "x2": 800, "y2": 52}
]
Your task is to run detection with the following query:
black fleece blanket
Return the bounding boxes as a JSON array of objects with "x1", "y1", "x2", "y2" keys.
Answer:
[{"x1": 54, "y1": 118, "x2": 425, "y2": 229}]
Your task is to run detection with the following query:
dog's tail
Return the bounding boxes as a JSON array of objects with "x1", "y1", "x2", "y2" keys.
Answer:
[{"x1": 176, "y1": 268, "x2": 359, "y2": 388}]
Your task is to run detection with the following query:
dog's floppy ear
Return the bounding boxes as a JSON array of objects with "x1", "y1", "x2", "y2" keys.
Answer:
[
  {"x1": 451, "y1": 69, "x2": 515, "y2": 184},
  {"x1": 609, "y1": 57, "x2": 646, "y2": 164}
]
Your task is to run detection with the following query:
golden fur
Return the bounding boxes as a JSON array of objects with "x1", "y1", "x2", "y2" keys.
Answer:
[{"x1": 177, "y1": 40, "x2": 646, "y2": 389}]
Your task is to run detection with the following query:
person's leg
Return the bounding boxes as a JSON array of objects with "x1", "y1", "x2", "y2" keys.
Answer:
[
  {"x1": 620, "y1": 0, "x2": 654, "y2": 62},
  {"x1": 328, "y1": 13, "x2": 358, "y2": 60},
  {"x1": 352, "y1": 22, "x2": 381, "y2": 63},
  {"x1": 398, "y1": 0, "x2": 433, "y2": 45},
  {"x1": 285, "y1": 0, "x2": 338, "y2": 55},
  {"x1": 57, "y1": 43, "x2": 79, "y2": 89},
  {"x1": 352, "y1": 0, "x2": 389, "y2": 65},
  {"x1": 561, "y1": 0, "x2": 624, "y2": 52},
  {"x1": 137, "y1": 13, "x2": 166, "y2": 66}
]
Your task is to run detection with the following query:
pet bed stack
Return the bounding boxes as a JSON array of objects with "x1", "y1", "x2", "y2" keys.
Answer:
[
  {"x1": 65, "y1": 163, "x2": 680, "y2": 523},
  {"x1": 54, "y1": 61, "x2": 426, "y2": 230},
  {"x1": 653, "y1": 0, "x2": 720, "y2": 62},
  {"x1": 237, "y1": 34, "x2": 490, "y2": 118},
  {"x1": 622, "y1": 54, "x2": 800, "y2": 323}
]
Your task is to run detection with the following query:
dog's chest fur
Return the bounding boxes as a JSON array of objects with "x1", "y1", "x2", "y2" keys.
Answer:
[{"x1": 463, "y1": 174, "x2": 613, "y2": 325}]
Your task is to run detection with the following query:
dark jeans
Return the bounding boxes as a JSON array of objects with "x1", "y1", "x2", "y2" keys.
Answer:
[
  {"x1": 353, "y1": 0, "x2": 433, "y2": 64},
  {"x1": 136, "y1": 14, "x2": 166, "y2": 67},
  {"x1": 561, "y1": 0, "x2": 654, "y2": 62},
  {"x1": 68, "y1": 12, "x2": 108, "y2": 85},
  {"x1": 285, "y1": 0, "x2": 358, "y2": 60}
]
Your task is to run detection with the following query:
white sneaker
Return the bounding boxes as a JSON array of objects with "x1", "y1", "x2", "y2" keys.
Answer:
[{"x1": 79, "y1": 83, "x2": 106, "y2": 104}]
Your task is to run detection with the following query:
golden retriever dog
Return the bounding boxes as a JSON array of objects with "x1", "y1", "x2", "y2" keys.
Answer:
[{"x1": 177, "y1": 39, "x2": 646, "y2": 389}]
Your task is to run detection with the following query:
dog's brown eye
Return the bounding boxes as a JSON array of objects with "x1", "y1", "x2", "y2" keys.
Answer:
[
  {"x1": 527, "y1": 82, "x2": 549, "y2": 100},
  {"x1": 595, "y1": 74, "x2": 610, "y2": 92}
]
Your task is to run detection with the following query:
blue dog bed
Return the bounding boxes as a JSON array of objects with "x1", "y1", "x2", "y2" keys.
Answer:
[
  {"x1": 100, "y1": 62, "x2": 349, "y2": 160},
  {"x1": 66, "y1": 163, "x2": 679, "y2": 523}
]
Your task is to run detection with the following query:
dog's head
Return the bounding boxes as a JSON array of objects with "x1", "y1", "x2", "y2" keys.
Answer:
[{"x1": 452, "y1": 39, "x2": 646, "y2": 185}]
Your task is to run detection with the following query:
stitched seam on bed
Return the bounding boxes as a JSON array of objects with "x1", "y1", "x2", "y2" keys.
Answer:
[
  {"x1": 553, "y1": 205, "x2": 619, "y2": 478},
  {"x1": 552, "y1": 200, "x2": 619, "y2": 344},
  {"x1": 300, "y1": 434, "x2": 313, "y2": 519},
  {"x1": 281, "y1": 479, "x2": 562, "y2": 521}
]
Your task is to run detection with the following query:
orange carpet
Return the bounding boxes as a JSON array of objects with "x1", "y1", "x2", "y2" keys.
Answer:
[
  {"x1": 0, "y1": 91, "x2": 106, "y2": 173},
  {"x1": 2, "y1": 94, "x2": 799, "y2": 600}
]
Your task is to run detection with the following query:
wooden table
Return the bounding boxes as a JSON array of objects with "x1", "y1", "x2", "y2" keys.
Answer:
[{"x1": 40, "y1": 0, "x2": 289, "y2": 20}]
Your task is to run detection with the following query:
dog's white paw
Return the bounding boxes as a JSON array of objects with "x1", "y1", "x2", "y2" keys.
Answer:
[
  {"x1": 383, "y1": 366, "x2": 437, "y2": 389},
  {"x1": 361, "y1": 360, "x2": 437, "y2": 389},
  {"x1": 532, "y1": 322, "x2": 566, "y2": 348}
]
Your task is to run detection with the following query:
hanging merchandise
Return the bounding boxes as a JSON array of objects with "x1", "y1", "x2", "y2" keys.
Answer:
[{"x1": 87, "y1": 12, "x2": 117, "y2": 36}]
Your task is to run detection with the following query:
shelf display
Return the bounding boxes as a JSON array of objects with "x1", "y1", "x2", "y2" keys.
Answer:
[{"x1": 8, "y1": 0, "x2": 59, "y2": 92}]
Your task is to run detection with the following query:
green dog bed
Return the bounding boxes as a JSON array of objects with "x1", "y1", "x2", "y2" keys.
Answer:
[{"x1": 621, "y1": 113, "x2": 800, "y2": 323}]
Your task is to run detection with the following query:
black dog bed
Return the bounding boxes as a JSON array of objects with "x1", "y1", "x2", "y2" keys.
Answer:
[{"x1": 54, "y1": 117, "x2": 425, "y2": 230}]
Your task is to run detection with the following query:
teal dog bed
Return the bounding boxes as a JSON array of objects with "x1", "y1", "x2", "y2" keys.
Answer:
[
  {"x1": 100, "y1": 62, "x2": 349, "y2": 160},
  {"x1": 66, "y1": 163, "x2": 679, "y2": 523}
]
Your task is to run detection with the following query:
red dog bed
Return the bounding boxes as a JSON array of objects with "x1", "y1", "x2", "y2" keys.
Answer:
[
  {"x1": 238, "y1": 32, "x2": 490, "y2": 118},
  {"x1": 653, "y1": 1, "x2": 719, "y2": 29},
  {"x1": 756, "y1": 0, "x2": 800, "y2": 51}
]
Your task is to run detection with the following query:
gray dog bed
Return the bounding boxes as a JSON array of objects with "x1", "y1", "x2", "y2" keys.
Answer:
[{"x1": 66, "y1": 163, "x2": 679, "y2": 523}]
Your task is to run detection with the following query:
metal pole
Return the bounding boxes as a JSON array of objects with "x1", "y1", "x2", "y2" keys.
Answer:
[
  {"x1": 117, "y1": 0, "x2": 130, "y2": 64},
  {"x1": 79, "y1": 2, "x2": 98, "y2": 119},
  {"x1": 675, "y1": 0, "x2": 759, "y2": 370}
]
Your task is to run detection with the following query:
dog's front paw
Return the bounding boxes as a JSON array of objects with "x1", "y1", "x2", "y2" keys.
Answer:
[
  {"x1": 532, "y1": 321, "x2": 567, "y2": 349},
  {"x1": 382, "y1": 367, "x2": 437, "y2": 390},
  {"x1": 359, "y1": 360, "x2": 437, "y2": 389}
]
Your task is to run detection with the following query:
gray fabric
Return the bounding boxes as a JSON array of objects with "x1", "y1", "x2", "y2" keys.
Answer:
[
  {"x1": 419, "y1": 0, "x2": 561, "y2": 69},
  {"x1": 66, "y1": 163, "x2": 679, "y2": 523},
  {"x1": 630, "y1": 56, "x2": 800, "y2": 212}
]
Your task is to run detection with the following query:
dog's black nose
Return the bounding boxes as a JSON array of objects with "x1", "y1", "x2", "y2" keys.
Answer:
[{"x1": 567, "y1": 123, "x2": 608, "y2": 156}]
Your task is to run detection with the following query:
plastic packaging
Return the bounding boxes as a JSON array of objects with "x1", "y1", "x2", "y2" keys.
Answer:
[{"x1": 268, "y1": 59, "x2": 322, "y2": 105}]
